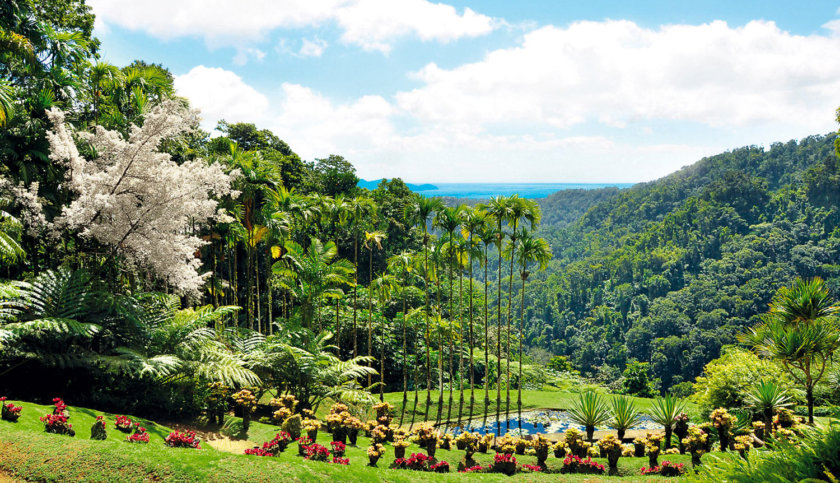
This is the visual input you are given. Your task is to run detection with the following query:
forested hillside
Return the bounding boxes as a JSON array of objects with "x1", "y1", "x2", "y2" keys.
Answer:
[{"x1": 522, "y1": 134, "x2": 840, "y2": 392}]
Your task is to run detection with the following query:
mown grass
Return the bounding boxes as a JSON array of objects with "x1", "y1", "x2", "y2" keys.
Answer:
[{"x1": 0, "y1": 398, "x2": 700, "y2": 482}]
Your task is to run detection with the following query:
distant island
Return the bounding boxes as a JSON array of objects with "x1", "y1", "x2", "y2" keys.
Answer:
[{"x1": 358, "y1": 178, "x2": 439, "y2": 191}]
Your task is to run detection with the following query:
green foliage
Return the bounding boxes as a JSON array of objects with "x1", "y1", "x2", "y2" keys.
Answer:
[
  {"x1": 696, "y1": 422, "x2": 840, "y2": 482},
  {"x1": 620, "y1": 360, "x2": 658, "y2": 397},
  {"x1": 547, "y1": 355, "x2": 577, "y2": 373},
  {"x1": 567, "y1": 390, "x2": 611, "y2": 438},
  {"x1": 692, "y1": 346, "x2": 794, "y2": 416},
  {"x1": 610, "y1": 394, "x2": 642, "y2": 436}
]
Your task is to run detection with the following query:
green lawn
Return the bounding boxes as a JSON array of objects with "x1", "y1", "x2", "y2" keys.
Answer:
[{"x1": 0, "y1": 398, "x2": 703, "y2": 482}]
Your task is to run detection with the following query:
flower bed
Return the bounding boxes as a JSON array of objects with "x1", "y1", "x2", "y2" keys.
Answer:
[
  {"x1": 560, "y1": 455, "x2": 605, "y2": 475},
  {"x1": 641, "y1": 461, "x2": 686, "y2": 477},
  {"x1": 40, "y1": 413, "x2": 74, "y2": 436},
  {"x1": 114, "y1": 415, "x2": 134, "y2": 433},
  {"x1": 164, "y1": 430, "x2": 200, "y2": 449},
  {"x1": 430, "y1": 460, "x2": 450, "y2": 473},
  {"x1": 0, "y1": 397, "x2": 22, "y2": 422}
]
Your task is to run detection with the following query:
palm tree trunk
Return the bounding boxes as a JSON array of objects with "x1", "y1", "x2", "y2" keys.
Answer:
[
  {"x1": 267, "y1": 249, "x2": 273, "y2": 335},
  {"x1": 368, "y1": 249, "x2": 373, "y2": 388},
  {"x1": 446, "y1": 249, "x2": 454, "y2": 428},
  {"x1": 400, "y1": 293, "x2": 408, "y2": 426},
  {"x1": 505, "y1": 226, "x2": 518, "y2": 432},
  {"x1": 422, "y1": 235, "x2": 432, "y2": 424},
  {"x1": 483, "y1": 246, "x2": 490, "y2": 429},
  {"x1": 380, "y1": 314, "x2": 386, "y2": 402},
  {"x1": 518, "y1": 271, "x2": 526, "y2": 431},
  {"x1": 335, "y1": 299, "x2": 341, "y2": 356},
  {"x1": 458, "y1": 257, "x2": 465, "y2": 429},
  {"x1": 436, "y1": 267, "x2": 445, "y2": 428},
  {"x1": 255, "y1": 247, "x2": 261, "y2": 333},
  {"x1": 468, "y1": 249, "x2": 475, "y2": 426},
  {"x1": 353, "y1": 233, "x2": 359, "y2": 359},
  {"x1": 496, "y1": 232, "x2": 503, "y2": 436}
]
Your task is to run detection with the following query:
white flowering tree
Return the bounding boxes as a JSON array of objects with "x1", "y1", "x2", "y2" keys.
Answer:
[{"x1": 46, "y1": 100, "x2": 237, "y2": 293}]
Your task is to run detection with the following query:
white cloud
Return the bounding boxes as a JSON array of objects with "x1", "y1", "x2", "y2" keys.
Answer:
[
  {"x1": 88, "y1": 0, "x2": 495, "y2": 52},
  {"x1": 396, "y1": 20, "x2": 840, "y2": 131},
  {"x1": 170, "y1": 19, "x2": 840, "y2": 182},
  {"x1": 173, "y1": 66, "x2": 269, "y2": 128},
  {"x1": 232, "y1": 48, "x2": 266, "y2": 66},
  {"x1": 299, "y1": 38, "x2": 328, "y2": 57}
]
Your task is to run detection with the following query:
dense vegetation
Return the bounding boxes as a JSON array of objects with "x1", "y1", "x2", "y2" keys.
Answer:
[{"x1": 2, "y1": 1, "x2": 840, "y2": 481}]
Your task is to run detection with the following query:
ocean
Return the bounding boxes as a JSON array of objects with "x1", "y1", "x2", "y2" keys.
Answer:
[{"x1": 413, "y1": 182, "x2": 634, "y2": 199}]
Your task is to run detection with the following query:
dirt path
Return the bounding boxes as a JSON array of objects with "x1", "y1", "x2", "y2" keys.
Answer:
[
  {"x1": 0, "y1": 469, "x2": 22, "y2": 483},
  {"x1": 162, "y1": 422, "x2": 255, "y2": 453}
]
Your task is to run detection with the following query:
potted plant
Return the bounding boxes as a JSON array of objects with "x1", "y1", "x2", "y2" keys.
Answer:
[
  {"x1": 296, "y1": 436, "x2": 312, "y2": 456},
  {"x1": 598, "y1": 434, "x2": 622, "y2": 475},
  {"x1": 232, "y1": 389, "x2": 257, "y2": 432},
  {"x1": 553, "y1": 440, "x2": 567, "y2": 458},
  {"x1": 367, "y1": 443, "x2": 385, "y2": 466},
  {"x1": 440, "y1": 433, "x2": 453, "y2": 450},
  {"x1": 646, "y1": 432, "x2": 663, "y2": 468},
  {"x1": 430, "y1": 460, "x2": 450, "y2": 473},
  {"x1": 330, "y1": 440, "x2": 346, "y2": 457},
  {"x1": 205, "y1": 382, "x2": 230, "y2": 425},
  {"x1": 491, "y1": 453, "x2": 517, "y2": 476},
  {"x1": 674, "y1": 413, "x2": 690, "y2": 453},
  {"x1": 478, "y1": 433, "x2": 493, "y2": 453},
  {"x1": 532, "y1": 434, "x2": 550, "y2": 467},
  {"x1": 414, "y1": 423, "x2": 439, "y2": 458},
  {"x1": 302, "y1": 418, "x2": 321, "y2": 443},
  {"x1": 710, "y1": 407, "x2": 736, "y2": 452},
  {"x1": 393, "y1": 438, "x2": 410, "y2": 459}
]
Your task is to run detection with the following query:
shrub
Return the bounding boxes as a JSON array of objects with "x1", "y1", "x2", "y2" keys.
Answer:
[
  {"x1": 459, "y1": 465, "x2": 484, "y2": 473},
  {"x1": 490, "y1": 453, "x2": 517, "y2": 476},
  {"x1": 621, "y1": 360, "x2": 658, "y2": 397},
  {"x1": 331, "y1": 457, "x2": 349, "y2": 465},
  {"x1": 560, "y1": 455, "x2": 605, "y2": 475},
  {"x1": 641, "y1": 461, "x2": 686, "y2": 477},
  {"x1": 262, "y1": 432, "x2": 291, "y2": 454},
  {"x1": 40, "y1": 413, "x2": 74, "y2": 436},
  {"x1": 164, "y1": 430, "x2": 201, "y2": 449},
  {"x1": 0, "y1": 397, "x2": 22, "y2": 422},
  {"x1": 430, "y1": 460, "x2": 449, "y2": 473},
  {"x1": 244, "y1": 447, "x2": 272, "y2": 456},
  {"x1": 306, "y1": 443, "x2": 331, "y2": 461},
  {"x1": 567, "y1": 390, "x2": 611, "y2": 440},
  {"x1": 90, "y1": 416, "x2": 107, "y2": 440},
  {"x1": 127, "y1": 431, "x2": 150, "y2": 443},
  {"x1": 51, "y1": 398, "x2": 69, "y2": 418},
  {"x1": 330, "y1": 440, "x2": 346, "y2": 456},
  {"x1": 114, "y1": 415, "x2": 134, "y2": 432},
  {"x1": 522, "y1": 463, "x2": 542, "y2": 472}
]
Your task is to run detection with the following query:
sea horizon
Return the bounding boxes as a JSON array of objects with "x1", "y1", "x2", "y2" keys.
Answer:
[{"x1": 410, "y1": 182, "x2": 635, "y2": 199}]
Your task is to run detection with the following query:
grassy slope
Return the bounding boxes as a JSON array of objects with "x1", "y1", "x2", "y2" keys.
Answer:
[{"x1": 0, "y1": 398, "x2": 695, "y2": 482}]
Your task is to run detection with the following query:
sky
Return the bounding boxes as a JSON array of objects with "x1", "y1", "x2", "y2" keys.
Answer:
[{"x1": 89, "y1": 0, "x2": 840, "y2": 183}]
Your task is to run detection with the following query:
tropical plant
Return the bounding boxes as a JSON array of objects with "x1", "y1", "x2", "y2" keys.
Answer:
[
  {"x1": 567, "y1": 390, "x2": 611, "y2": 440},
  {"x1": 649, "y1": 394, "x2": 687, "y2": 449},
  {"x1": 740, "y1": 277, "x2": 840, "y2": 424},
  {"x1": 747, "y1": 379, "x2": 793, "y2": 435},
  {"x1": 610, "y1": 395, "x2": 642, "y2": 440}
]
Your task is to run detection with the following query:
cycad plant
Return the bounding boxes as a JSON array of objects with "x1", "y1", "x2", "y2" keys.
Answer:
[
  {"x1": 568, "y1": 390, "x2": 611, "y2": 440},
  {"x1": 649, "y1": 394, "x2": 687, "y2": 449},
  {"x1": 747, "y1": 379, "x2": 793, "y2": 435},
  {"x1": 610, "y1": 395, "x2": 642, "y2": 440}
]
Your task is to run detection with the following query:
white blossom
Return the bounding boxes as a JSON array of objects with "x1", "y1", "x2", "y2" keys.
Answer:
[
  {"x1": 46, "y1": 100, "x2": 237, "y2": 293},
  {"x1": 0, "y1": 178, "x2": 49, "y2": 237}
]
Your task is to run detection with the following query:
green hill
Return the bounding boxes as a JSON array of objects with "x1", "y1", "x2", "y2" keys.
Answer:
[{"x1": 523, "y1": 134, "x2": 840, "y2": 391}]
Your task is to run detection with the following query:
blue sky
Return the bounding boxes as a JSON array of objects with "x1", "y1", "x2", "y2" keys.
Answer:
[{"x1": 90, "y1": 0, "x2": 840, "y2": 183}]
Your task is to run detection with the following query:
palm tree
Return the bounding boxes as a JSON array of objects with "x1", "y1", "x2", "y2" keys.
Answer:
[
  {"x1": 512, "y1": 230, "x2": 551, "y2": 429},
  {"x1": 348, "y1": 196, "x2": 375, "y2": 359},
  {"x1": 460, "y1": 206, "x2": 486, "y2": 425},
  {"x1": 404, "y1": 195, "x2": 443, "y2": 423},
  {"x1": 747, "y1": 379, "x2": 793, "y2": 434},
  {"x1": 387, "y1": 250, "x2": 417, "y2": 425},
  {"x1": 364, "y1": 230, "x2": 387, "y2": 388},
  {"x1": 501, "y1": 195, "x2": 540, "y2": 431},
  {"x1": 371, "y1": 273, "x2": 398, "y2": 401},
  {"x1": 324, "y1": 195, "x2": 349, "y2": 351},
  {"x1": 274, "y1": 239, "x2": 354, "y2": 330},
  {"x1": 475, "y1": 213, "x2": 496, "y2": 428},
  {"x1": 568, "y1": 390, "x2": 611, "y2": 441},
  {"x1": 649, "y1": 395, "x2": 687, "y2": 449},
  {"x1": 740, "y1": 277, "x2": 840, "y2": 424},
  {"x1": 482, "y1": 195, "x2": 512, "y2": 435},
  {"x1": 434, "y1": 205, "x2": 461, "y2": 427},
  {"x1": 610, "y1": 395, "x2": 642, "y2": 440}
]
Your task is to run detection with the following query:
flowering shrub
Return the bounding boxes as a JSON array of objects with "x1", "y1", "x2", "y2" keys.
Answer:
[
  {"x1": 40, "y1": 413, "x2": 74, "y2": 436},
  {"x1": 522, "y1": 464, "x2": 542, "y2": 472},
  {"x1": 91, "y1": 416, "x2": 107, "y2": 440},
  {"x1": 413, "y1": 423, "x2": 439, "y2": 452},
  {"x1": 454, "y1": 430, "x2": 477, "y2": 449},
  {"x1": 296, "y1": 436, "x2": 312, "y2": 456},
  {"x1": 478, "y1": 433, "x2": 493, "y2": 452},
  {"x1": 430, "y1": 460, "x2": 450, "y2": 473},
  {"x1": 331, "y1": 457, "x2": 350, "y2": 465},
  {"x1": 641, "y1": 461, "x2": 686, "y2": 477},
  {"x1": 306, "y1": 443, "x2": 331, "y2": 461},
  {"x1": 560, "y1": 455, "x2": 605, "y2": 475},
  {"x1": 244, "y1": 447, "x2": 272, "y2": 456},
  {"x1": 262, "y1": 432, "x2": 291, "y2": 454},
  {"x1": 459, "y1": 465, "x2": 484, "y2": 473},
  {"x1": 490, "y1": 452, "x2": 517, "y2": 476},
  {"x1": 372, "y1": 401, "x2": 394, "y2": 427},
  {"x1": 127, "y1": 432, "x2": 150, "y2": 444},
  {"x1": 164, "y1": 430, "x2": 200, "y2": 449},
  {"x1": 206, "y1": 382, "x2": 230, "y2": 424},
  {"x1": 114, "y1": 415, "x2": 134, "y2": 432},
  {"x1": 0, "y1": 398, "x2": 22, "y2": 422},
  {"x1": 52, "y1": 398, "x2": 69, "y2": 418},
  {"x1": 367, "y1": 442, "x2": 386, "y2": 465},
  {"x1": 331, "y1": 440, "x2": 346, "y2": 457},
  {"x1": 405, "y1": 452, "x2": 433, "y2": 470},
  {"x1": 495, "y1": 433, "x2": 517, "y2": 454},
  {"x1": 302, "y1": 418, "x2": 322, "y2": 432}
]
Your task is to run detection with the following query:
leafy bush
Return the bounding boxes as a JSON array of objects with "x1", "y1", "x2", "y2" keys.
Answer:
[
  {"x1": 621, "y1": 360, "x2": 658, "y2": 397},
  {"x1": 692, "y1": 346, "x2": 795, "y2": 415},
  {"x1": 0, "y1": 397, "x2": 21, "y2": 421}
]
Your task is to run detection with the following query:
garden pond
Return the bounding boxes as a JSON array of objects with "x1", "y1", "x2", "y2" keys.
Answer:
[{"x1": 447, "y1": 410, "x2": 661, "y2": 436}]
